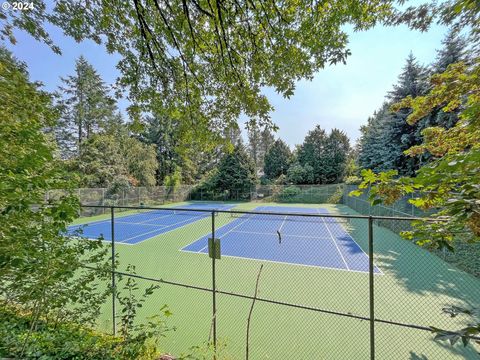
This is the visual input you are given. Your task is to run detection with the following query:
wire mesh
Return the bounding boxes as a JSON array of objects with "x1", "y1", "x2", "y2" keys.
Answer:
[
  {"x1": 372, "y1": 217, "x2": 480, "y2": 359},
  {"x1": 73, "y1": 204, "x2": 480, "y2": 359}
]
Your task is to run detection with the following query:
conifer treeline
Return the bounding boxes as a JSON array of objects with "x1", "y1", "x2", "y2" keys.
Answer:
[{"x1": 357, "y1": 30, "x2": 468, "y2": 176}]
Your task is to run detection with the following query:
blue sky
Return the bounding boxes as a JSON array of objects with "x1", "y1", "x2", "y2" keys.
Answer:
[{"x1": 6, "y1": 17, "x2": 447, "y2": 147}]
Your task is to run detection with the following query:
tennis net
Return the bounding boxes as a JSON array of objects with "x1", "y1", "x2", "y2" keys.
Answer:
[{"x1": 229, "y1": 212, "x2": 351, "y2": 225}]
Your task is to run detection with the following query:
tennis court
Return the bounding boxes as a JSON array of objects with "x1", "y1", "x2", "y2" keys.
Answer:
[
  {"x1": 73, "y1": 202, "x2": 480, "y2": 359},
  {"x1": 182, "y1": 206, "x2": 381, "y2": 273},
  {"x1": 68, "y1": 203, "x2": 234, "y2": 244}
]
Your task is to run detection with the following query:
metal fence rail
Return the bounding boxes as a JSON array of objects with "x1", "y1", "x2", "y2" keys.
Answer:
[{"x1": 76, "y1": 205, "x2": 480, "y2": 359}]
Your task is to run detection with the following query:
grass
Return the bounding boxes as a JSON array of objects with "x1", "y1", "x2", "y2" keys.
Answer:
[{"x1": 77, "y1": 201, "x2": 480, "y2": 359}]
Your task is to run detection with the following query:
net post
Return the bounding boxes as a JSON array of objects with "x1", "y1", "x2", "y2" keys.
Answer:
[
  {"x1": 111, "y1": 206, "x2": 117, "y2": 336},
  {"x1": 368, "y1": 216, "x2": 375, "y2": 360},
  {"x1": 211, "y1": 210, "x2": 217, "y2": 357}
]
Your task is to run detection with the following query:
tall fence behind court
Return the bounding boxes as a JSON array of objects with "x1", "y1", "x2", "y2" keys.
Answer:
[
  {"x1": 50, "y1": 184, "x2": 423, "y2": 216},
  {"x1": 78, "y1": 204, "x2": 480, "y2": 359}
]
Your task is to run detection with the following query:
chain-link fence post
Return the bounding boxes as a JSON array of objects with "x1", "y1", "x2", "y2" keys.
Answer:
[
  {"x1": 111, "y1": 206, "x2": 117, "y2": 336},
  {"x1": 368, "y1": 216, "x2": 375, "y2": 360},
  {"x1": 211, "y1": 210, "x2": 217, "y2": 358}
]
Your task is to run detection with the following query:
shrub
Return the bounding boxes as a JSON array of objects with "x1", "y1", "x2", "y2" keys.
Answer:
[
  {"x1": 0, "y1": 303, "x2": 163, "y2": 360},
  {"x1": 344, "y1": 175, "x2": 362, "y2": 185},
  {"x1": 276, "y1": 186, "x2": 302, "y2": 202}
]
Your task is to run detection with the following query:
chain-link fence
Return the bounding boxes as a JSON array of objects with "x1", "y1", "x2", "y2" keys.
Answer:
[
  {"x1": 52, "y1": 184, "x2": 423, "y2": 211},
  {"x1": 56, "y1": 184, "x2": 479, "y2": 286},
  {"x1": 74, "y1": 204, "x2": 480, "y2": 359}
]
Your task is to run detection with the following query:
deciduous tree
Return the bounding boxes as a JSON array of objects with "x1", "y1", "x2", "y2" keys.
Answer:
[{"x1": 0, "y1": 48, "x2": 111, "y2": 347}]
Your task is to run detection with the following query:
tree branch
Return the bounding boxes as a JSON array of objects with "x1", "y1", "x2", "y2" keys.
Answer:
[{"x1": 245, "y1": 264, "x2": 264, "y2": 360}]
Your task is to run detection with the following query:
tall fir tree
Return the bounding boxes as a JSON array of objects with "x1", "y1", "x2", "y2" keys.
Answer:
[
  {"x1": 430, "y1": 29, "x2": 468, "y2": 130},
  {"x1": 358, "y1": 103, "x2": 395, "y2": 172},
  {"x1": 56, "y1": 56, "x2": 117, "y2": 157},
  {"x1": 382, "y1": 53, "x2": 429, "y2": 175},
  {"x1": 263, "y1": 139, "x2": 292, "y2": 179},
  {"x1": 324, "y1": 129, "x2": 351, "y2": 183},
  {"x1": 210, "y1": 145, "x2": 257, "y2": 198},
  {"x1": 247, "y1": 123, "x2": 275, "y2": 174},
  {"x1": 358, "y1": 32, "x2": 469, "y2": 176},
  {"x1": 295, "y1": 125, "x2": 350, "y2": 184},
  {"x1": 142, "y1": 114, "x2": 182, "y2": 185},
  {"x1": 297, "y1": 125, "x2": 328, "y2": 183},
  {"x1": 434, "y1": 29, "x2": 467, "y2": 74}
]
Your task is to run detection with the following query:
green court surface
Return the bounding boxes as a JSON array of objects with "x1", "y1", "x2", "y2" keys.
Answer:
[{"x1": 77, "y1": 202, "x2": 480, "y2": 359}]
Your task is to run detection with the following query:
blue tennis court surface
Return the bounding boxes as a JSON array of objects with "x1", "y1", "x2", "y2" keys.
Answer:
[
  {"x1": 182, "y1": 206, "x2": 381, "y2": 274},
  {"x1": 69, "y1": 203, "x2": 235, "y2": 245}
]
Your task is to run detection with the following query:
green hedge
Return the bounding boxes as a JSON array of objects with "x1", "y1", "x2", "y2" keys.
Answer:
[
  {"x1": 275, "y1": 185, "x2": 343, "y2": 204},
  {"x1": 0, "y1": 304, "x2": 159, "y2": 360}
]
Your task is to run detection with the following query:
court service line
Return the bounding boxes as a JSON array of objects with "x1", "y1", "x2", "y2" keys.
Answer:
[
  {"x1": 198, "y1": 217, "x2": 252, "y2": 253},
  {"x1": 71, "y1": 209, "x2": 166, "y2": 228},
  {"x1": 318, "y1": 209, "x2": 350, "y2": 271},
  {"x1": 116, "y1": 221, "x2": 168, "y2": 227},
  {"x1": 133, "y1": 212, "x2": 178, "y2": 224},
  {"x1": 181, "y1": 248, "x2": 383, "y2": 275},
  {"x1": 119, "y1": 213, "x2": 206, "y2": 243}
]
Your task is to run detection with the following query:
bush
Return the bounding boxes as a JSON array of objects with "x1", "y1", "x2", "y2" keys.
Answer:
[
  {"x1": 276, "y1": 186, "x2": 302, "y2": 202},
  {"x1": 286, "y1": 163, "x2": 306, "y2": 184},
  {"x1": 344, "y1": 175, "x2": 362, "y2": 185},
  {"x1": 274, "y1": 174, "x2": 287, "y2": 185},
  {"x1": 275, "y1": 184, "x2": 344, "y2": 204},
  {"x1": 0, "y1": 303, "x2": 162, "y2": 360},
  {"x1": 259, "y1": 175, "x2": 273, "y2": 185}
]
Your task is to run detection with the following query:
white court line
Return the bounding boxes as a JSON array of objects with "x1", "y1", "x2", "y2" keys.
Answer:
[
  {"x1": 318, "y1": 212, "x2": 350, "y2": 271},
  {"x1": 131, "y1": 212, "x2": 178, "y2": 224},
  {"x1": 181, "y1": 248, "x2": 383, "y2": 275},
  {"x1": 71, "y1": 209, "x2": 167, "y2": 228},
  {"x1": 77, "y1": 206, "x2": 228, "y2": 246},
  {"x1": 116, "y1": 221, "x2": 168, "y2": 227},
  {"x1": 278, "y1": 216, "x2": 287, "y2": 233},
  {"x1": 119, "y1": 213, "x2": 206, "y2": 243},
  {"x1": 198, "y1": 217, "x2": 251, "y2": 253},
  {"x1": 71, "y1": 235, "x2": 135, "y2": 246},
  {"x1": 317, "y1": 209, "x2": 383, "y2": 274}
]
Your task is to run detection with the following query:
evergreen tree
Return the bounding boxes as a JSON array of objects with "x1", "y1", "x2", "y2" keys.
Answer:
[
  {"x1": 264, "y1": 139, "x2": 292, "y2": 179},
  {"x1": 247, "y1": 123, "x2": 275, "y2": 174},
  {"x1": 56, "y1": 56, "x2": 117, "y2": 156},
  {"x1": 324, "y1": 129, "x2": 351, "y2": 183},
  {"x1": 358, "y1": 35, "x2": 469, "y2": 176},
  {"x1": 211, "y1": 145, "x2": 256, "y2": 198},
  {"x1": 296, "y1": 125, "x2": 351, "y2": 183},
  {"x1": 247, "y1": 123, "x2": 261, "y2": 169},
  {"x1": 72, "y1": 126, "x2": 158, "y2": 189},
  {"x1": 297, "y1": 125, "x2": 328, "y2": 183},
  {"x1": 142, "y1": 114, "x2": 181, "y2": 185},
  {"x1": 388, "y1": 52, "x2": 429, "y2": 103},
  {"x1": 383, "y1": 53, "x2": 429, "y2": 175},
  {"x1": 286, "y1": 163, "x2": 306, "y2": 184},
  {"x1": 358, "y1": 104, "x2": 394, "y2": 172},
  {"x1": 434, "y1": 29, "x2": 467, "y2": 74},
  {"x1": 430, "y1": 30, "x2": 468, "y2": 130}
]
